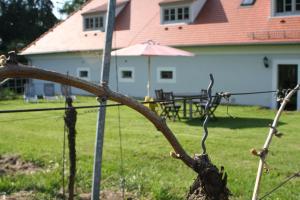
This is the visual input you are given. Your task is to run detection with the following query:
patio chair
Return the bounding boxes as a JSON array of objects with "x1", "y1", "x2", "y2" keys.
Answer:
[
  {"x1": 155, "y1": 89, "x2": 169, "y2": 117},
  {"x1": 193, "y1": 89, "x2": 208, "y2": 117},
  {"x1": 43, "y1": 83, "x2": 59, "y2": 101},
  {"x1": 23, "y1": 83, "x2": 38, "y2": 103},
  {"x1": 200, "y1": 92, "x2": 222, "y2": 120},
  {"x1": 209, "y1": 93, "x2": 222, "y2": 119},
  {"x1": 163, "y1": 92, "x2": 181, "y2": 121},
  {"x1": 60, "y1": 84, "x2": 76, "y2": 101}
]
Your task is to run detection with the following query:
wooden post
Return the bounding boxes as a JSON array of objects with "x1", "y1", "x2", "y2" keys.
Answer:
[
  {"x1": 91, "y1": 0, "x2": 116, "y2": 199},
  {"x1": 251, "y1": 85, "x2": 300, "y2": 200}
]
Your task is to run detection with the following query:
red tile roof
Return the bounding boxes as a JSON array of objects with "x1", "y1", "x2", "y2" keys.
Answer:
[
  {"x1": 82, "y1": 0, "x2": 129, "y2": 15},
  {"x1": 21, "y1": 0, "x2": 300, "y2": 55}
]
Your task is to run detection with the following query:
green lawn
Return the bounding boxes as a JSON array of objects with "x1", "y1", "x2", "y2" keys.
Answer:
[{"x1": 0, "y1": 96, "x2": 299, "y2": 199}]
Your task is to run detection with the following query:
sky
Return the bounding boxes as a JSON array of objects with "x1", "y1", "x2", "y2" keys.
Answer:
[{"x1": 51, "y1": 0, "x2": 67, "y2": 19}]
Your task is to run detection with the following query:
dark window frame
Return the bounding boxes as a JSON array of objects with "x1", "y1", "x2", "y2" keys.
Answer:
[
  {"x1": 79, "y1": 70, "x2": 88, "y2": 78},
  {"x1": 121, "y1": 70, "x2": 133, "y2": 79},
  {"x1": 160, "y1": 71, "x2": 173, "y2": 79},
  {"x1": 83, "y1": 15, "x2": 105, "y2": 31},
  {"x1": 162, "y1": 6, "x2": 190, "y2": 23},
  {"x1": 274, "y1": 0, "x2": 300, "y2": 14}
]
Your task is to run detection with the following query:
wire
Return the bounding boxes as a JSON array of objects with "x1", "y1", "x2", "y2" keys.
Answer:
[
  {"x1": 127, "y1": 10, "x2": 160, "y2": 45},
  {"x1": 259, "y1": 171, "x2": 300, "y2": 200},
  {"x1": 62, "y1": 98, "x2": 67, "y2": 200},
  {"x1": 0, "y1": 88, "x2": 296, "y2": 114},
  {"x1": 0, "y1": 100, "x2": 167, "y2": 114},
  {"x1": 0, "y1": 104, "x2": 119, "y2": 114},
  {"x1": 114, "y1": 26, "x2": 125, "y2": 200},
  {"x1": 230, "y1": 90, "x2": 278, "y2": 96},
  {"x1": 0, "y1": 115, "x2": 62, "y2": 123}
]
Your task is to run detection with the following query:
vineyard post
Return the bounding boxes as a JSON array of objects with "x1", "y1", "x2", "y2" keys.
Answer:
[{"x1": 91, "y1": 0, "x2": 116, "y2": 199}]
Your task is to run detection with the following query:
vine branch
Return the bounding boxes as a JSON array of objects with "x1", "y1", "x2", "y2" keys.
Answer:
[
  {"x1": 251, "y1": 84, "x2": 300, "y2": 200},
  {"x1": 0, "y1": 62, "x2": 196, "y2": 171}
]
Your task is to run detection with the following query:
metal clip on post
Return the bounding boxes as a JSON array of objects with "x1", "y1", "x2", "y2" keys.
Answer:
[{"x1": 201, "y1": 74, "x2": 214, "y2": 155}]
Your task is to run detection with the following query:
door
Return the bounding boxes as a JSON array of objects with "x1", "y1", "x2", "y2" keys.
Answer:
[{"x1": 278, "y1": 64, "x2": 298, "y2": 110}]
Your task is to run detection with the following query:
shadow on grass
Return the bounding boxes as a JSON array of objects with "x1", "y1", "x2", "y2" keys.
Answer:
[{"x1": 182, "y1": 116, "x2": 286, "y2": 129}]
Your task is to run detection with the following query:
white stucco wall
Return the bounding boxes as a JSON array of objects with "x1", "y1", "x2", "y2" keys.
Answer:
[
  {"x1": 27, "y1": 44, "x2": 300, "y2": 109},
  {"x1": 28, "y1": 51, "x2": 102, "y2": 95}
]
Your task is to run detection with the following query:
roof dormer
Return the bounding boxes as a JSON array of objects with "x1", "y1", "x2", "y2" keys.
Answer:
[
  {"x1": 159, "y1": 0, "x2": 207, "y2": 24},
  {"x1": 82, "y1": 0, "x2": 130, "y2": 31}
]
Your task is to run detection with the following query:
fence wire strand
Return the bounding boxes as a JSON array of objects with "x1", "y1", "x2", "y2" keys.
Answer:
[
  {"x1": 0, "y1": 88, "x2": 292, "y2": 114},
  {"x1": 259, "y1": 171, "x2": 300, "y2": 200}
]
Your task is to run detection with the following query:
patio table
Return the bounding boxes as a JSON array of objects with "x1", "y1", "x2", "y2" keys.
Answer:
[{"x1": 173, "y1": 92, "x2": 204, "y2": 119}]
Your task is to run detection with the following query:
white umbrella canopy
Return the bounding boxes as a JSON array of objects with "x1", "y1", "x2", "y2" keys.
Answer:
[{"x1": 111, "y1": 40, "x2": 194, "y2": 96}]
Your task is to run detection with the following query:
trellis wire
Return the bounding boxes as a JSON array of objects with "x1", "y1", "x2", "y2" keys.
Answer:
[
  {"x1": 259, "y1": 171, "x2": 300, "y2": 200},
  {"x1": 0, "y1": 115, "x2": 62, "y2": 123},
  {"x1": 62, "y1": 73, "x2": 70, "y2": 200},
  {"x1": 0, "y1": 88, "x2": 288, "y2": 114},
  {"x1": 114, "y1": 29, "x2": 126, "y2": 200},
  {"x1": 62, "y1": 98, "x2": 67, "y2": 200}
]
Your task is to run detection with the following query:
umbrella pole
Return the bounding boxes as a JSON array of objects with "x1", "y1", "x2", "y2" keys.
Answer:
[{"x1": 147, "y1": 56, "x2": 151, "y2": 97}]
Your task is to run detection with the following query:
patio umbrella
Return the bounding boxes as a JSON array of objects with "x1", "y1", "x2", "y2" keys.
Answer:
[{"x1": 111, "y1": 40, "x2": 194, "y2": 97}]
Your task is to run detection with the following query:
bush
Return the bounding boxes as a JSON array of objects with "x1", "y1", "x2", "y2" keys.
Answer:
[{"x1": 0, "y1": 88, "x2": 18, "y2": 100}]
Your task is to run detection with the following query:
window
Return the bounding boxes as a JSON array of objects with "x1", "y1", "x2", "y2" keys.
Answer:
[
  {"x1": 83, "y1": 15, "x2": 104, "y2": 31},
  {"x1": 161, "y1": 71, "x2": 173, "y2": 79},
  {"x1": 80, "y1": 71, "x2": 88, "y2": 78},
  {"x1": 184, "y1": 7, "x2": 189, "y2": 19},
  {"x1": 157, "y1": 67, "x2": 176, "y2": 83},
  {"x1": 162, "y1": 6, "x2": 190, "y2": 23},
  {"x1": 77, "y1": 68, "x2": 90, "y2": 81},
  {"x1": 1, "y1": 78, "x2": 28, "y2": 94},
  {"x1": 241, "y1": 0, "x2": 256, "y2": 6},
  {"x1": 274, "y1": 0, "x2": 300, "y2": 15},
  {"x1": 122, "y1": 71, "x2": 132, "y2": 79},
  {"x1": 118, "y1": 67, "x2": 135, "y2": 82}
]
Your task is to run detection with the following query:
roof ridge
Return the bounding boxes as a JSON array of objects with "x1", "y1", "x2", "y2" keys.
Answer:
[{"x1": 20, "y1": 0, "x2": 96, "y2": 54}]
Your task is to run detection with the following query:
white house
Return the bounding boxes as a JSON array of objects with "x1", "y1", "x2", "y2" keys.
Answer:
[{"x1": 20, "y1": 0, "x2": 300, "y2": 110}]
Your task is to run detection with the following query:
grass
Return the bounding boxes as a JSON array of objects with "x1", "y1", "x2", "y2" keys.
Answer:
[{"x1": 0, "y1": 96, "x2": 299, "y2": 199}]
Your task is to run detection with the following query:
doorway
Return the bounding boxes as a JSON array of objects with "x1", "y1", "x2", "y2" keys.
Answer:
[{"x1": 278, "y1": 64, "x2": 298, "y2": 110}]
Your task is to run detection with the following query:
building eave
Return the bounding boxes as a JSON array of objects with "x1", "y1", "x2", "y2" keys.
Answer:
[
  {"x1": 20, "y1": 49, "x2": 103, "y2": 57},
  {"x1": 171, "y1": 41, "x2": 300, "y2": 48},
  {"x1": 21, "y1": 40, "x2": 300, "y2": 57}
]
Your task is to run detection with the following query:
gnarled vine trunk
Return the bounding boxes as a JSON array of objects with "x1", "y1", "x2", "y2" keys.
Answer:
[
  {"x1": 187, "y1": 155, "x2": 230, "y2": 200},
  {"x1": 64, "y1": 97, "x2": 77, "y2": 200}
]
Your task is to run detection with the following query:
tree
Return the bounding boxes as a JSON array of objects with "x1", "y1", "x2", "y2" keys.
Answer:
[
  {"x1": 0, "y1": 0, "x2": 57, "y2": 53},
  {"x1": 59, "y1": 0, "x2": 85, "y2": 15}
]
